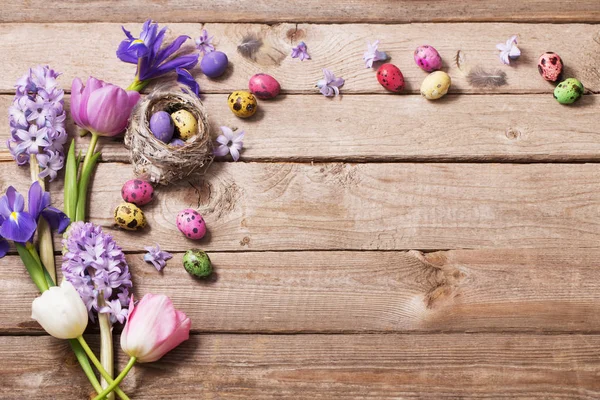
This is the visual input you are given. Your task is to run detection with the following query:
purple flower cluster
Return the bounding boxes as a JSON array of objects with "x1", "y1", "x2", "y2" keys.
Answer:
[
  {"x1": 62, "y1": 221, "x2": 132, "y2": 324},
  {"x1": 7, "y1": 66, "x2": 67, "y2": 181}
]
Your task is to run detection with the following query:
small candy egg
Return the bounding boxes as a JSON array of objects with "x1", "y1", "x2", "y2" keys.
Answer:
[
  {"x1": 537, "y1": 52, "x2": 563, "y2": 82},
  {"x1": 114, "y1": 203, "x2": 146, "y2": 231},
  {"x1": 169, "y1": 138, "x2": 186, "y2": 147},
  {"x1": 414, "y1": 45, "x2": 442, "y2": 72},
  {"x1": 183, "y1": 249, "x2": 213, "y2": 278},
  {"x1": 420, "y1": 71, "x2": 451, "y2": 100},
  {"x1": 200, "y1": 51, "x2": 228, "y2": 78},
  {"x1": 227, "y1": 91, "x2": 258, "y2": 118},
  {"x1": 176, "y1": 208, "x2": 207, "y2": 240},
  {"x1": 554, "y1": 78, "x2": 584, "y2": 104},
  {"x1": 170, "y1": 109, "x2": 198, "y2": 140},
  {"x1": 121, "y1": 179, "x2": 154, "y2": 206},
  {"x1": 149, "y1": 111, "x2": 174, "y2": 143},
  {"x1": 376, "y1": 63, "x2": 405, "y2": 93},
  {"x1": 248, "y1": 73, "x2": 281, "y2": 100}
]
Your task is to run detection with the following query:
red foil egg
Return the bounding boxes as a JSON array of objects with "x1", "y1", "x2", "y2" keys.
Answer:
[
  {"x1": 537, "y1": 52, "x2": 563, "y2": 82},
  {"x1": 248, "y1": 73, "x2": 281, "y2": 100},
  {"x1": 376, "y1": 63, "x2": 405, "y2": 93}
]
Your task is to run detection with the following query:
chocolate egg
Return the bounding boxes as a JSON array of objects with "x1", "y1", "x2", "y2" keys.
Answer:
[
  {"x1": 554, "y1": 78, "x2": 584, "y2": 104},
  {"x1": 176, "y1": 208, "x2": 207, "y2": 240},
  {"x1": 170, "y1": 109, "x2": 198, "y2": 140},
  {"x1": 114, "y1": 203, "x2": 146, "y2": 231},
  {"x1": 227, "y1": 91, "x2": 258, "y2": 118},
  {"x1": 149, "y1": 111, "x2": 174, "y2": 143},
  {"x1": 183, "y1": 249, "x2": 212, "y2": 278},
  {"x1": 537, "y1": 52, "x2": 563, "y2": 82},
  {"x1": 200, "y1": 51, "x2": 228, "y2": 78},
  {"x1": 248, "y1": 73, "x2": 281, "y2": 99},
  {"x1": 420, "y1": 71, "x2": 451, "y2": 100},
  {"x1": 376, "y1": 63, "x2": 405, "y2": 92},
  {"x1": 414, "y1": 45, "x2": 442, "y2": 72},
  {"x1": 121, "y1": 179, "x2": 154, "y2": 206}
]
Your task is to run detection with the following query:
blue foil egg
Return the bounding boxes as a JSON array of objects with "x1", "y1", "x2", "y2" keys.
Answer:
[
  {"x1": 149, "y1": 111, "x2": 174, "y2": 143},
  {"x1": 201, "y1": 51, "x2": 228, "y2": 78}
]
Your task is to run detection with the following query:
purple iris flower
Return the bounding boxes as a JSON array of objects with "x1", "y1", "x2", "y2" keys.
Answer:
[
  {"x1": 117, "y1": 19, "x2": 199, "y2": 82},
  {"x1": 0, "y1": 182, "x2": 69, "y2": 244},
  {"x1": 176, "y1": 68, "x2": 200, "y2": 96}
]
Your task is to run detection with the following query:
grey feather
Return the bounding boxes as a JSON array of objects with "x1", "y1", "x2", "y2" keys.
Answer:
[
  {"x1": 454, "y1": 50, "x2": 467, "y2": 73},
  {"x1": 237, "y1": 34, "x2": 263, "y2": 60},
  {"x1": 466, "y1": 66, "x2": 508, "y2": 87}
]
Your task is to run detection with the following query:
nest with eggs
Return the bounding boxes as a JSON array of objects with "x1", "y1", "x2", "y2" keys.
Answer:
[{"x1": 124, "y1": 85, "x2": 213, "y2": 185}]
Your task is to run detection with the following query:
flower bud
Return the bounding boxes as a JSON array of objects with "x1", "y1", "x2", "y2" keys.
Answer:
[{"x1": 31, "y1": 281, "x2": 88, "y2": 339}]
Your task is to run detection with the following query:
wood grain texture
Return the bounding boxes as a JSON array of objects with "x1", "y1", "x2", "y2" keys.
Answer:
[
  {"x1": 1, "y1": 23, "x2": 600, "y2": 94},
  {"x1": 2, "y1": 334, "x2": 600, "y2": 399},
  {"x1": 2, "y1": 161, "x2": 600, "y2": 252},
  {"x1": 4, "y1": 249, "x2": 600, "y2": 334},
  {"x1": 3, "y1": 93, "x2": 600, "y2": 163},
  {"x1": 2, "y1": 1, "x2": 600, "y2": 23}
]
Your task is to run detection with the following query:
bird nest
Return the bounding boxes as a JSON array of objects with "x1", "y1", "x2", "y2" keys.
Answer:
[{"x1": 124, "y1": 85, "x2": 212, "y2": 185}]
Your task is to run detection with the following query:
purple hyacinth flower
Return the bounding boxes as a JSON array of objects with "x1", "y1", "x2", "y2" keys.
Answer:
[
  {"x1": 316, "y1": 69, "x2": 345, "y2": 97},
  {"x1": 27, "y1": 181, "x2": 69, "y2": 234},
  {"x1": 195, "y1": 29, "x2": 215, "y2": 54},
  {"x1": 363, "y1": 40, "x2": 389, "y2": 68},
  {"x1": 99, "y1": 299, "x2": 129, "y2": 324},
  {"x1": 37, "y1": 150, "x2": 64, "y2": 181},
  {"x1": 176, "y1": 68, "x2": 200, "y2": 97},
  {"x1": 0, "y1": 186, "x2": 37, "y2": 243},
  {"x1": 117, "y1": 19, "x2": 199, "y2": 82},
  {"x1": 291, "y1": 41, "x2": 310, "y2": 61},
  {"x1": 214, "y1": 126, "x2": 245, "y2": 161},
  {"x1": 144, "y1": 243, "x2": 173, "y2": 271},
  {"x1": 14, "y1": 125, "x2": 50, "y2": 155}
]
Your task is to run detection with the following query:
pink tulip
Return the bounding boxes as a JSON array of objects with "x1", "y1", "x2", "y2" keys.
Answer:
[
  {"x1": 71, "y1": 77, "x2": 140, "y2": 137},
  {"x1": 120, "y1": 294, "x2": 191, "y2": 363}
]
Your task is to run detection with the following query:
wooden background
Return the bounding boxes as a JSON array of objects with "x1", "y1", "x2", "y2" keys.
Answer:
[{"x1": 1, "y1": 1, "x2": 600, "y2": 398}]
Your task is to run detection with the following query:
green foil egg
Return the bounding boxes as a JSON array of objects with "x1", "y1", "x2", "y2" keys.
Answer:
[
  {"x1": 553, "y1": 78, "x2": 584, "y2": 104},
  {"x1": 183, "y1": 249, "x2": 212, "y2": 278}
]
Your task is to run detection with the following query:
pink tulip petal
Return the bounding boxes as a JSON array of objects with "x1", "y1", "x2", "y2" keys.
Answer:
[
  {"x1": 143, "y1": 310, "x2": 191, "y2": 362},
  {"x1": 70, "y1": 78, "x2": 85, "y2": 128},
  {"x1": 86, "y1": 86, "x2": 131, "y2": 136},
  {"x1": 126, "y1": 90, "x2": 141, "y2": 109}
]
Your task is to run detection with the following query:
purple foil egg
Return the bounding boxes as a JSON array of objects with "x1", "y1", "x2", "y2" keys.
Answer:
[
  {"x1": 149, "y1": 111, "x2": 174, "y2": 143},
  {"x1": 414, "y1": 45, "x2": 442, "y2": 72},
  {"x1": 201, "y1": 51, "x2": 229, "y2": 78},
  {"x1": 169, "y1": 138, "x2": 186, "y2": 147}
]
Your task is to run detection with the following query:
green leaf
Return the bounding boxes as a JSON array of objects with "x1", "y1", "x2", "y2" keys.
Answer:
[
  {"x1": 15, "y1": 243, "x2": 48, "y2": 293},
  {"x1": 64, "y1": 140, "x2": 79, "y2": 221},
  {"x1": 75, "y1": 151, "x2": 101, "y2": 222},
  {"x1": 69, "y1": 339, "x2": 103, "y2": 395}
]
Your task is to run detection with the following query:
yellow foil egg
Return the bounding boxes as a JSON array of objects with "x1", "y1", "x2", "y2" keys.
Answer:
[
  {"x1": 114, "y1": 202, "x2": 147, "y2": 231},
  {"x1": 227, "y1": 91, "x2": 258, "y2": 118},
  {"x1": 170, "y1": 109, "x2": 198, "y2": 140},
  {"x1": 420, "y1": 71, "x2": 451, "y2": 100}
]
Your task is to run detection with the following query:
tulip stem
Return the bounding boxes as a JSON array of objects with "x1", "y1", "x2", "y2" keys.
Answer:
[
  {"x1": 81, "y1": 132, "x2": 99, "y2": 175},
  {"x1": 77, "y1": 336, "x2": 130, "y2": 400},
  {"x1": 92, "y1": 357, "x2": 136, "y2": 400}
]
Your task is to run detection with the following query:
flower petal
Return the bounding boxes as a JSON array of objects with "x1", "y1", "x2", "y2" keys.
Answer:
[
  {"x1": 229, "y1": 146, "x2": 240, "y2": 161},
  {"x1": 0, "y1": 238, "x2": 8, "y2": 258},
  {"x1": 213, "y1": 144, "x2": 230, "y2": 157},
  {"x1": 176, "y1": 68, "x2": 200, "y2": 97},
  {"x1": 0, "y1": 211, "x2": 37, "y2": 242},
  {"x1": 27, "y1": 181, "x2": 46, "y2": 221},
  {"x1": 156, "y1": 35, "x2": 190, "y2": 65},
  {"x1": 41, "y1": 207, "x2": 70, "y2": 233},
  {"x1": 215, "y1": 134, "x2": 229, "y2": 145}
]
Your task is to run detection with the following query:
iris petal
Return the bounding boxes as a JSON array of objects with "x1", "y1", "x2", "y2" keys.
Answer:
[
  {"x1": 41, "y1": 207, "x2": 70, "y2": 233},
  {"x1": 0, "y1": 211, "x2": 37, "y2": 242},
  {"x1": 176, "y1": 68, "x2": 199, "y2": 96},
  {"x1": 0, "y1": 238, "x2": 8, "y2": 258},
  {"x1": 27, "y1": 181, "x2": 44, "y2": 220},
  {"x1": 156, "y1": 35, "x2": 190, "y2": 65}
]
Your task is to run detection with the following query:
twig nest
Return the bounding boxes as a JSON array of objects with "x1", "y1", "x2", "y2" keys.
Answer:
[{"x1": 124, "y1": 85, "x2": 212, "y2": 185}]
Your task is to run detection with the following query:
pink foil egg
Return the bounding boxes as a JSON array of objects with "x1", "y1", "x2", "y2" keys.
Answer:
[
  {"x1": 248, "y1": 73, "x2": 281, "y2": 100},
  {"x1": 121, "y1": 179, "x2": 154, "y2": 206},
  {"x1": 176, "y1": 208, "x2": 207, "y2": 240},
  {"x1": 414, "y1": 45, "x2": 442, "y2": 72}
]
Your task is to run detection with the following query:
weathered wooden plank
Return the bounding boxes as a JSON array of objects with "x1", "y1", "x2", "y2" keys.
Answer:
[
  {"x1": 2, "y1": 161, "x2": 600, "y2": 252},
  {"x1": 3, "y1": 249, "x2": 600, "y2": 334},
  {"x1": 2, "y1": 333, "x2": 600, "y2": 399},
  {"x1": 1, "y1": 23, "x2": 599, "y2": 94},
  {"x1": 2, "y1": 1, "x2": 600, "y2": 23},
  {"x1": 2, "y1": 93, "x2": 600, "y2": 163}
]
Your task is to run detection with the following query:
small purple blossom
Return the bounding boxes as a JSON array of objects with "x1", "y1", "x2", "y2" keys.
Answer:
[
  {"x1": 195, "y1": 29, "x2": 215, "y2": 54},
  {"x1": 291, "y1": 41, "x2": 310, "y2": 61},
  {"x1": 363, "y1": 40, "x2": 388, "y2": 68},
  {"x1": 316, "y1": 69, "x2": 345, "y2": 97},
  {"x1": 144, "y1": 243, "x2": 173, "y2": 271},
  {"x1": 99, "y1": 299, "x2": 129, "y2": 324},
  {"x1": 214, "y1": 126, "x2": 245, "y2": 161},
  {"x1": 496, "y1": 35, "x2": 520, "y2": 65},
  {"x1": 7, "y1": 66, "x2": 66, "y2": 180},
  {"x1": 62, "y1": 222, "x2": 132, "y2": 324}
]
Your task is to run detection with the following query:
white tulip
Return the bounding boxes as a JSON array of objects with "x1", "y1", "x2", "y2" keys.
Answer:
[{"x1": 31, "y1": 280, "x2": 88, "y2": 339}]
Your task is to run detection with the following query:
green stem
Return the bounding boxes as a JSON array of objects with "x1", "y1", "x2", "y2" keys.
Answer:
[
  {"x1": 16, "y1": 243, "x2": 48, "y2": 292},
  {"x1": 69, "y1": 339, "x2": 104, "y2": 395},
  {"x1": 92, "y1": 357, "x2": 136, "y2": 400},
  {"x1": 97, "y1": 295, "x2": 115, "y2": 400},
  {"x1": 126, "y1": 79, "x2": 149, "y2": 92},
  {"x1": 81, "y1": 132, "x2": 99, "y2": 176},
  {"x1": 77, "y1": 336, "x2": 130, "y2": 400},
  {"x1": 75, "y1": 133, "x2": 101, "y2": 222}
]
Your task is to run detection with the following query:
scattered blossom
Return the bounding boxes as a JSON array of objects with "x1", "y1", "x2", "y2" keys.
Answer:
[
  {"x1": 214, "y1": 126, "x2": 245, "y2": 161},
  {"x1": 363, "y1": 40, "x2": 389, "y2": 68},
  {"x1": 7, "y1": 66, "x2": 67, "y2": 180},
  {"x1": 144, "y1": 243, "x2": 173, "y2": 271},
  {"x1": 316, "y1": 69, "x2": 345, "y2": 97},
  {"x1": 62, "y1": 222, "x2": 132, "y2": 324},
  {"x1": 195, "y1": 29, "x2": 215, "y2": 54},
  {"x1": 291, "y1": 41, "x2": 310, "y2": 61},
  {"x1": 496, "y1": 35, "x2": 521, "y2": 65}
]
